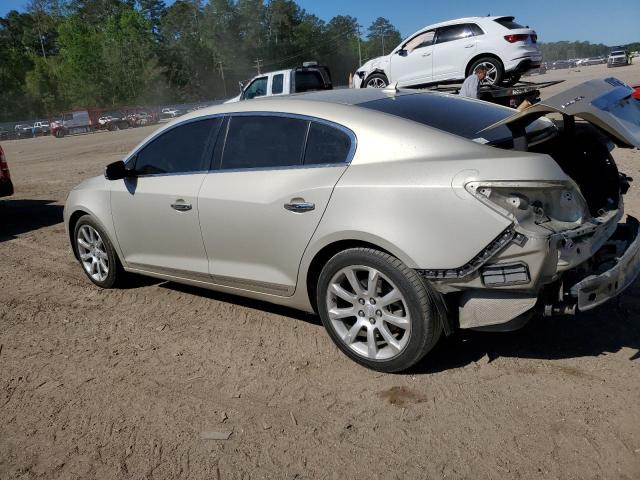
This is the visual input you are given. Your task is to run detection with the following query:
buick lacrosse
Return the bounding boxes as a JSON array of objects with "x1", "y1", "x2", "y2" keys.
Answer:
[{"x1": 65, "y1": 78, "x2": 640, "y2": 372}]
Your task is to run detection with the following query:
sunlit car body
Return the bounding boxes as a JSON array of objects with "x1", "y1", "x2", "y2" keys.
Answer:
[
  {"x1": 353, "y1": 16, "x2": 541, "y2": 88},
  {"x1": 64, "y1": 79, "x2": 640, "y2": 372}
]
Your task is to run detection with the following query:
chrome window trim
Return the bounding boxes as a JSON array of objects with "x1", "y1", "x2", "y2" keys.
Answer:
[{"x1": 123, "y1": 111, "x2": 357, "y2": 178}]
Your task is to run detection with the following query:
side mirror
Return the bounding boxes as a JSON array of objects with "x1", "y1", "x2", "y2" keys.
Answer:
[
  {"x1": 105, "y1": 160, "x2": 133, "y2": 181},
  {"x1": 397, "y1": 49, "x2": 408, "y2": 57}
]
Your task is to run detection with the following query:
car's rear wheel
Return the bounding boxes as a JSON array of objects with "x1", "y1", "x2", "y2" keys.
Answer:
[
  {"x1": 469, "y1": 57, "x2": 504, "y2": 86},
  {"x1": 74, "y1": 215, "x2": 122, "y2": 288},
  {"x1": 364, "y1": 73, "x2": 389, "y2": 88},
  {"x1": 317, "y1": 248, "x2": 442, "y2": 372}
]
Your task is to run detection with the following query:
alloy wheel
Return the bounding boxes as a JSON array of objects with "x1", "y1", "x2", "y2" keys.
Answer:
[
  {"x1": 366, "y1": 77, "x2": 388, "y2": 88},
  {"x1": 77, "y1": 225, "x2": 109, "y2": 282},
  {"x1": 478, "y1": 61, "x2": 499, "y2": 85},
  {"x1": 326, "y1": 265, "x2": 411, "y2": 361}
]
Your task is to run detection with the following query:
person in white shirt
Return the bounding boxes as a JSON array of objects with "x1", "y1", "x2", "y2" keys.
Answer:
[{"x1": 459, "y1": 65, "x2": 487, "y2": 99}]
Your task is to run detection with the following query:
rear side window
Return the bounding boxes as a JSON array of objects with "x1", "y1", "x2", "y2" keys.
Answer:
[
  {"x1": 221, "y1": 116, "x2": 308, "y2": 170},
  {"x1": 435, "y1": 24, "x2": 473, "y2": 44},
  {"x1": 272, "y1": 74, "x2": 284, "y2": 94},
  {"x1": 135, "y1": 118, "x2": 220, "y2": 175},
  {"x1": 494, "y1": 17, "x2": 525, "y2": 29},
  {"x1": 294, "y1": 71, "x2": 324, "y2": 93},
  {"x1": 304, "y1": 122, "x2": 352, "y2": 165}
]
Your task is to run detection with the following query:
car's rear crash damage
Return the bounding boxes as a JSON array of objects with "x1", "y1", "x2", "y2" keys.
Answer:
[{"x1": 421, "y1": 78, "x2": 640, "y2": 331}]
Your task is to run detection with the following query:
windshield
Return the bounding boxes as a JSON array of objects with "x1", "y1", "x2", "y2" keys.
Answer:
[
  {"x1": 358, "y1": 93, "x2": 556, "y2": 147},
  {"x1": 610, "y1": 51, "x2": 625, "y2": 56}
]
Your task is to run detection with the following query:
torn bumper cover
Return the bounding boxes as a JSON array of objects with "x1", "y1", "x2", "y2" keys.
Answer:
[{"x1": 567, "y1": 216, "x2": 640, "y2": 312}]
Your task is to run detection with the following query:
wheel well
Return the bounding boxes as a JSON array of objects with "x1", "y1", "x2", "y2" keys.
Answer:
[
  {"x1": 306, "y1": 239, "x2": 394, "y2": 313},
  {"x1": 466, "y1": 53, "x2": 502, "y2": 77},
  {"x1": 68, "y1": 209, "x2": 89, "y2": 259},
  {"x1": 363, "y1": 70, "x2": 388, "y2": 82}
]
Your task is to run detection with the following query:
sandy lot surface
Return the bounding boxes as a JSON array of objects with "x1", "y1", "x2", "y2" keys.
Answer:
[{"x1": 2, "y1": 64, "x2": 640, "y2": 480}]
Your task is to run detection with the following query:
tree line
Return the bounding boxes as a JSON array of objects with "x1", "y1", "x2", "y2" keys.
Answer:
[{"x1": 0, "y1": 0, "x2": 402, "y2": 122}]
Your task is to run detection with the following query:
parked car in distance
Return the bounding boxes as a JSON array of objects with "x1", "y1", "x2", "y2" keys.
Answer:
[
  {"x1": 226, "y1": 63, "x2": 333, "y2": 103},
  {"x1": 33, "y1": 121, "x2": 50, "y2": 136},
  {"x1": 64, "y1": 78, "x2": 640, "y2": 372},
  {"x1": 14, "y1": 124, "x2": 33, "y2": 138},
  {"x1": 161, "y1": 108, "x2": 182, "y2": 118},
  {"x1": 608, "y1": 49, "x2": 630, "y2": 67},
  {"x1": 51, "y1": 110, "x2": 92, "y2": 138},
  {"x1": 0, "y1": 128, "x2": 9, "y2": 140},
  {"x1": 0, "y1": 145, "x2": 14, "y2": 197},
  {"x1": 353, "y1": 16, "x2": 541, "y2": 89}
]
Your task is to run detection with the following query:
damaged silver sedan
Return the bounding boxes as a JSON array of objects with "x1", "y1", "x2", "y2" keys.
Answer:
[{"x1": 64, "y1": 77, "x2": 640, "y2": 372}]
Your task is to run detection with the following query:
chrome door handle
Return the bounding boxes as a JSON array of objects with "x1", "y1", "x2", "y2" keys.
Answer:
[
  {"x1": 284, "y1": 202, "x2": 315, "y2": 213},
  {"x1": 422, "y1": 52, "x2": 431, "y2": 57},
  {"x1": 464, "y1": 44, "x2": 474, "y2": 48},
  {"x1": 171, "y1": 201, "x2": 192, "y2": 212}
]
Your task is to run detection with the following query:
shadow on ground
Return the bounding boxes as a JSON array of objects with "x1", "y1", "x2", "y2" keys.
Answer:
[
  {"x1": 0, "y1": 199, "x2": 63, "y2": 242},
  {"x1": 163, "y1": 281, "x2": 321, "y2": 326},
  {"x1": 411, "y1": 282, "x2": 640, "y2": 374},
  {"x1": 160, "y1": 277, "x2": 640, "y2": 373}
]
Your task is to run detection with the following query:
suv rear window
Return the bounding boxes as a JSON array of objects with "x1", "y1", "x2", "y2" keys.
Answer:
[
  {"x1": 358, "y1": 93, "x2": 554, "y2": 147},
  {"x1": 494, "y1": 17, "x2": 525, "y2": 29}
]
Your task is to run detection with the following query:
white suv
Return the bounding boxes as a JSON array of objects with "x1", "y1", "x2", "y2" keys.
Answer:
[{"x1": 353, "y1": 16, "x2": 541, "y2": 88}]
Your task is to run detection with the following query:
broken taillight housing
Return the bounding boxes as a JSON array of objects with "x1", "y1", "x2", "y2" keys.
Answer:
[{"x1": 465, "y1": 181, "x2": 590, "y2": 228}]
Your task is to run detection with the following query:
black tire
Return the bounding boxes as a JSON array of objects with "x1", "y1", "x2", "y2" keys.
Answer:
[
  {"x1": 316, "y1": 248, "x2": 443, "y2": 372},
  {"x1": 363, "y1": 72, "x2": 389, "y2": 89},
  {"x1": 468, "y1": 56, "x2": 504, "y2": 86},
  {"x1": 73, "y1": 215, "x2": 124, "y2": 288}
]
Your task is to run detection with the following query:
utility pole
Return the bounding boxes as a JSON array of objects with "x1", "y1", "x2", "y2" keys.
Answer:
[
  {"x1": 218, "y1": 61, "x2": 227, "y2": 97},
  {"x1": 382, "y1": 34, "x2": 385, "y2": 56},
  {"x1": 253, "y1": 59, "x2": 263, "y2": 75},
  {"x1": 356, "y1": 24, "x2": 362, "y2": 67}
]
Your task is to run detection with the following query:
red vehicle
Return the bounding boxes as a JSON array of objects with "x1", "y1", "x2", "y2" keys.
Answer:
[
  {"x1": 0, "y1": 145, "x2": 14, "y2": 197},
  {"x1": 633, "y1": 85, "x2": 640, "y2": 100}
]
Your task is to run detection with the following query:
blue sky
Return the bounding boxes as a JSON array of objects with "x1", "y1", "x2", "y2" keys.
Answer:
[{"x1": 2, "y1": 0, "x2": 638, "y2": 45}]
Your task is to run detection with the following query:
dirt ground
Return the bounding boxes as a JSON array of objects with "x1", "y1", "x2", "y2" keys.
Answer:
[{"x1": 1, "y1": 63, "x2": 640, "y2": 480}]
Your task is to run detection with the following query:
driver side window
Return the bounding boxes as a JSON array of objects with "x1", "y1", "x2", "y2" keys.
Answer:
[
  {"x1": 404, "y1": 30, "x2": 435, "y2": 54},
  {"x1": 243, "y1": 77, "x2": 268, "y2": 100}
]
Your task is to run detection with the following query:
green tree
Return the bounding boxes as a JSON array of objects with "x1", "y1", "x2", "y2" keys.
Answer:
[{"x1": 366, "y1": 17, "x2": 401, "y2": 57}]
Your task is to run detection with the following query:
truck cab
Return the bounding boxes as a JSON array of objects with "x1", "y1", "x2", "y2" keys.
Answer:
[{"x1": 226, "y1": 63, "x2": 332, "y2": 103}]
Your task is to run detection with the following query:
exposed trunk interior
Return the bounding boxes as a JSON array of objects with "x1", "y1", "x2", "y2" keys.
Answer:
[{"x1": 529, "y1": 120, "x2": 623, "y2": 217}]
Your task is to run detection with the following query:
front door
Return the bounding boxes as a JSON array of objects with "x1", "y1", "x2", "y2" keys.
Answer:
[
  {"x1": 389, "y1": 30, "x2": 435, "y2": 86},
  {"x1": 110, "y1": 118, "x2": 221, "y2": 277},
  {"x1": 198, "y1": 115, "x2": 354, "y2": 295}
]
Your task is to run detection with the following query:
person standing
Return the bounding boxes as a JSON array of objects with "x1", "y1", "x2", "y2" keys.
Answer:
[{"x1": 459, "y1": 65, "x2": 487, "y2": 99}]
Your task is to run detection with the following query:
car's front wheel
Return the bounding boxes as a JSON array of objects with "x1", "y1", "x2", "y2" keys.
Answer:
[
  {"x1": 317, "y1": 248, "x2": 443, "y2": 372},
  {"x1": 364, "y1": 73, "x2": 389, "y2": 88},
  {"x1": 73, "y1": 215, "x2": 123, "y2": 288},
  {"x1": 468, "y1": 57, "x2": 504, "y2": 86}
]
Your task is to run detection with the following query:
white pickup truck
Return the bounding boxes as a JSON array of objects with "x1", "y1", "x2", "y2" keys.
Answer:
[{"x1": 226, "y1": 63, "x2": 333, "y2": 103}]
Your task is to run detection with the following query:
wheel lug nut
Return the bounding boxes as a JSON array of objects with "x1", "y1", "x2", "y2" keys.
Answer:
[
  {"x1": 358, "y1": 298, "x2": 365, "y2": 305},
  {"x1": 370, "y1": 298, "x2": 376, "y2": 305},
  {"x1": 376, "y1": 310, "x2": 382, "y2": 316},
  {"x1": 358, "y1": 310, "x2": 365, "y2": 317},
  {"x1": 369, "y1": 318, "x2": 375, "y2": 324}
]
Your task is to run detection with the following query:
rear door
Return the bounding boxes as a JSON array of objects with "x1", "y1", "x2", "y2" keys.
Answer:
[
  {"x1": 198, "y1": 114, "x2": 355, "y2": 295},
  {"x1": 432, "y1": 24, "x2": 477, "y2": 81},
  {"x1": 388, "y1": 30, "x2": 435, "y2": 86},
  {"x1": 110, "y1": 118, "x2": 221, "y2": 277}
]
